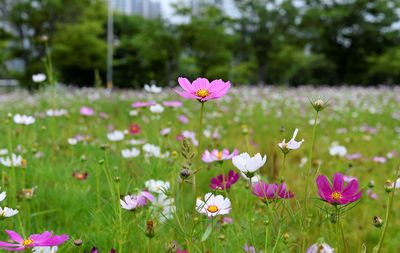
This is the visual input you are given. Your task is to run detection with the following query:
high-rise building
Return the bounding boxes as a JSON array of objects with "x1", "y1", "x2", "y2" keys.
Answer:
[{"x1": 111, "y1": 0, "x2": 161, "y2": 18}]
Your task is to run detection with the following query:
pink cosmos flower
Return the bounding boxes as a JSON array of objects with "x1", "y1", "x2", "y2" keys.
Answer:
[
  {"x1": 175, "y1": 77, "x2": 231, "y2": 102},
  {"x1": 202, "y1": 148, "x2": 238, "y2": 163},
  {"x1": 120, "y1": 191, "x2": 155, "y2": 211},
  {"x1": 178, "y1": 115, "x2": 189, "y2": 124},
  {"x1": 160, "y1": 128, "x2": 171, "y2": 136},
  {"x1": 209, "y1": 170, "x2": 239, "y2": 190},
  {"x1": 0, "y1": 230, "x2": 69, "y2": 251},
  {"x1": 176, "y1": 249, "x2": 188, "y2": 253},
  {"x1": 316, "y1": 172, "x2": 363, "y2": 205},
  {"x1": 346, "y1": 153, "x2": 362, "y2": 160},
  {"x1": 252, "y1": 181, "x2": 294, "y2": 201},
  {"x1": 162, "y1": 101, "x2": 182, "y2": 107},
  {"x1": 373, "y1": 156, "x2": 387, "y2": 164},
  {"x1": 132, "y1": 101, "x2": 156, "y2": 108},
  {"x1": 79, "y1": 106, "x2": 94, "y2": 116},
  {"x1": 367, "y1": 189, "x2": 378, "y2": 200}
]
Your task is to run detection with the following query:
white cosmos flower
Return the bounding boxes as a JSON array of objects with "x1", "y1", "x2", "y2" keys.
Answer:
[
  {"x1": 329, "y1": 143, "x2": 347, "y2": 157},
  {"x1": 32, "y1": 73, "x2": 46, "y2": 83},
  {"x1": 130, "y1": 139, "x2": 145, "y2": 145},
  {"x1": 67, "y1": 138, "x2": 78, "y2": 145},
  {"x1": 153, "y1": 194, "x2": 175, "y2": 222},
  {"x1": 13, "y1": 114, "x2": 35, "y2": 125},
  {"x1": 149, "y1": 104, "x2": 164, "y2": 114},
  {"x1": 0, "y1": 154, "x2": 23, "y2": 167},
  {"x1": 142, "y1": 144, "x2": 169, "y2": 158},
  {"x1": 278, "y1": 128, "x2": 304, "y2": 153},
  {"x1": 145, "y1": 180, "x2": 170, "y2": 194},
  {"x1": 32, "y1": 246, "x2": 58, "y2": 253},
  {"x1": 0, "y1": 149, "x2": 8, "y2": 156},
  {"x1": 107, "y1": 130, "x2": 125, "y2": 142},
  {"x1": 306, "y1": 242, "x2": 334, "y2": 253},
  {"x1": 46, "y1": 109, "x2": 67, "y2": 117},
  {"x1": 196, "y1": 193, "x2": 231, "y2": 217},
  {"x1": 0, "y1": 191, "x2": 6, "y2": 202},
  {"x1": 129, "y1": 110, "x2": 139, "y2": 116},
  {"x1": 144, "y1": 84, "x2": 162, "y2": 93},
  {"x1": 240, "y1": 172, "x2": 261, "y2": 183},
  {"x1": 0, "y1": 207, "x2": 18, "y2": 218},
  {"x1": 232, "y1": 152, "x2": 267, "y2": 175},
  {"x1": 121, "y1": 148, "x2": 140, "y2": 158}
]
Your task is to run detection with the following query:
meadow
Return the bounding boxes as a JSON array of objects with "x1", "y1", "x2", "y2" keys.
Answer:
[{"x1": 0, "y1": 83, "x2": 399, "y2": 253}]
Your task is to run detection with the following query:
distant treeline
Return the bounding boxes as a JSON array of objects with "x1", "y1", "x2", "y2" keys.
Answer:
[{"x1": 0, "y1": 0, "x2": 400, "y2": 88}]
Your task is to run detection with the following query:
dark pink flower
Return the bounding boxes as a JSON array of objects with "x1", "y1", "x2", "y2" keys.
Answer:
[
  {"x1": 316, "y1": 172, "x2": 363, "y2": 205},
  {"x1": 129, "y1": 123, "x2": 141, "y2": 135},
  {"x1": 175, "y1": 77, "x2": 231, "y2": 102},
  {"x1": 0, "y1": 230, "x2": 68, "y2": 251},
  {"x1": 252, "y1": 181, "x2": 294, "y2": 201},
  {"x1": 209, "y1": 170, "x2": 239, "y2": 190},
  {"x1": 176, "y1": 249, "x2": 188, "y2": 253}
]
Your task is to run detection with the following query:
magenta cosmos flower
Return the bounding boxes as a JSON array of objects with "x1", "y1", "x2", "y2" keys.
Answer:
[
  {"x1": 202, "y1": 148, "x2": 238, "y2": 163},
  {"x1": 252, "y1": 181, "x2": 294, "y2": 202},
  {"x1": 0, "y1": 230, "x2": 69, "y2": 251},
  {"x1": 210, "y1": 170, "x2": 239, "y2": 190},
  {"x1": 175, "y1": 77, "x2": 231, "y2": 102},
  {"x1": 316, "y1": 172, "x2": 363, "y2": 205}
]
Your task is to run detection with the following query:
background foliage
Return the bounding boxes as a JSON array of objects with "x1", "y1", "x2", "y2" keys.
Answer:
[{"x1": 0, "y1": 0, "x2": 399, "y2": 87}]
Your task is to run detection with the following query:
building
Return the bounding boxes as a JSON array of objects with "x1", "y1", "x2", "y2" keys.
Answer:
[{"x1": 111, "y1": 0, "x2": 161, "y2": 18}]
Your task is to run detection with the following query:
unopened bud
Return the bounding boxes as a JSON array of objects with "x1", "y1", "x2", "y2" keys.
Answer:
[
  {"x1": 384, "y1": 180, "x2": 393, "y2": 193},
  {"x1": 283, "y1": 232, "x2": 289, "y2": 244},
  {"x1": 373, "y1": 216, "x2": 383, "y2": 228},
  {"x1": 100, "y1": 144, "x2": 108, "y2": 150},
  {"x1": 312, "y1": 99, "x2": 326, "y2": 112},
  {"x1": 368, "y1": 180, "x2": 375, "y2": 188},
  {"x1": 145, "y1": 220, "x2": 155, "y2": 238},
  {"x1": 73, "y1": 239, "x2": 83, "y2": 246},
  {"x1": 180, "y1": 168, "x2": 190, "y2": 179}
]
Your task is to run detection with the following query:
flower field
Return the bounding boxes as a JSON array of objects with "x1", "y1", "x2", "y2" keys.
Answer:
[{"x1": 0, "y1": 82, "x2": 399, "y2": 253}]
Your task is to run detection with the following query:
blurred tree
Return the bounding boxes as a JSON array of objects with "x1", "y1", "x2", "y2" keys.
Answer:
[
  {"x1": 368, "y1": 46, "x2": 400, "y2": 84},
  {"x1": 302, "y1": 0, "x2": 400, "y2": 84},
  {"x1": 113, "y1": 14, "x2": 180, "y2": 88},
  {"x1": 176, "y1": 5, "x2": 234, "y2": 81},
  {"x1": 233, "y1": 0, "x2": 299, "y2": 85},
  {"x1": 2, "y1": 0, "x2": 105, "y2": 88},
  {"x1": 52, "y1": 1, "x2": 106, "y2": 86}
]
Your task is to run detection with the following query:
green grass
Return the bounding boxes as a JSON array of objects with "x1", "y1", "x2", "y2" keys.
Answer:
[{"x1": 0, "y1": 85, "x2": 399, "y2": 252}]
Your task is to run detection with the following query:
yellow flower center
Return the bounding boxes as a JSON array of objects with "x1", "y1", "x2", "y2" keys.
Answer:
[
  {"x1": 207, "y1": 205, "x2": 219, "y2": 213},
  {"x1": 331, "y1": 191, "x2": 342, "y2": 200},
  {"x1": 216, "y1": 152, "x2": 223, "y2": 160},
  {"x1": 22, "y1": 239, "x2": 33, "y2": 247},
  {"x1": 196, "y1": 89, "x2": 209, "y2": 98}
]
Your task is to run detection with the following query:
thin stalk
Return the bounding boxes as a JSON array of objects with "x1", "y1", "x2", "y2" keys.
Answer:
[
  {"x1": 304, "y1": 111, "x2": 319, "y2": 215},
  {"x1": 194, "y1": 102, "x2": 205, "y2": 197},
  {"x1": 375, "y1": 165, "x2": 399, "y2": 253}
]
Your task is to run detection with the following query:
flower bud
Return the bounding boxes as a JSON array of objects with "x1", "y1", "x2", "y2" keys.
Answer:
[
  {"x1": 368, "y1": 180, "x2": 375, "y2": 188},
  {"x1": 180, "y1": 168, "x2": 191, "y2": 179},
  {"x1": 311, "y1": 98, "x2": 327, "y2": 112},
  {"x1": 373, "y1": 216, "x2": 383, "y2": 228},
  {"x1": 283, "y1": 232, "x2": 289, "y2": 244},
  {"x1": 145, "y1": 220, "x2": 155, "y2": 238},
  {"x1": 73, "y1": 239, "x2": 83, "y2": 246},
  {"x1": 100, "y1": 144, "x2": 108, "y2": 150},
  {"x1": 98, "y1": 159, "x2": 105, "y2": 165},
  {"x1": 384, "y1": 180, "x2": 393, "y2": 193}
]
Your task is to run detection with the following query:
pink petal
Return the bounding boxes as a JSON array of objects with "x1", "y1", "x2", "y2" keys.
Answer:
[
  {"x1": 5, "y1": 230, "x2": 23, "y2": 243},
  {"x1": 174, "y1": 89, "x2": 198, "y2": 100},
  {"x1": 178, "y1": 77, "x2": 195, "y2": 92},
  {"x1": 316, "y1": 175, "x2": 333, "y2": 199},
  {"x1": 192, "y1": 78, "x2": 210, "y2": 90},
  {"x1": 332, "y1": 173, "x2": 344, "y2": 191},
  {"x1": 342, "y1": 180, "x2": 360, "y2": 196}
]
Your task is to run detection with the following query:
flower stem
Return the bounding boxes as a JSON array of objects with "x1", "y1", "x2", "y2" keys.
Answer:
[
  {"x1": 375, "y1": 164, "x2": 400, "y2": 253},
  {"x1": 304, "y1": 111, "x2": 319, "y2": 216},
  {"x1": 194, "y1": 102, "x2": 205, "y2": 196}
]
